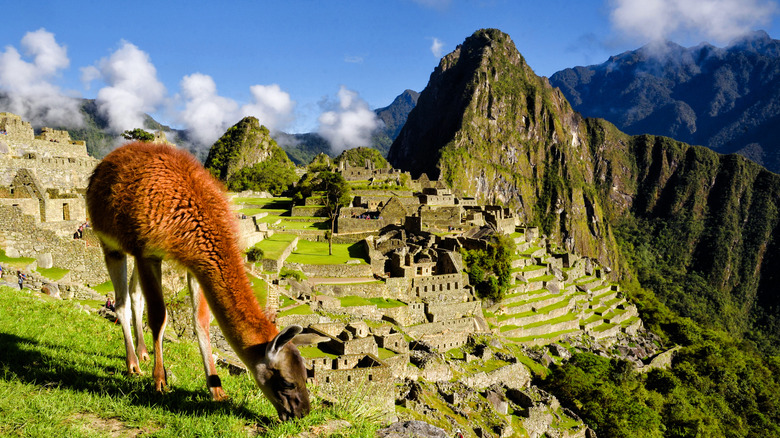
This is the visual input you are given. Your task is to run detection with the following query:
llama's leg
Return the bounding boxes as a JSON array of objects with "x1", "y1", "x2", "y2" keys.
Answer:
[
  {"x1": 102, "y1": 247, "x2": 142, "y2": 375},
  {"x1": 187, "y1": 273, "x2": 228, "y2": 401},
  {"x1": 128, "y1": 265, "x2": 149, "y2": 361},
  {"x1": 135, "y1": 256, "x2": 167, "y2": 392}
]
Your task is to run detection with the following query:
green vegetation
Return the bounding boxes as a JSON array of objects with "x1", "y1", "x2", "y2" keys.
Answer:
[
  {"x1": 279, "y1": 267, "x2": 306, "y2": 281},
  {"x1": 286, "y1": 240, "x2": 367, "y2": 265},
  {"x1": 90, "y1": 281, "x2": 114, "y2": 293},
  {"x1": 0, "y1": 249, "x2": 35, "y2": 268},
  {"x1": 338, "y1": 296, "x2": 405, "y2": 308},
  {"x1": 335, "y1": 146, "x2": 389, "y2": 169},
  {"x1": 245, "y1": 246, "x2": 264, "y2": 262},
  {"x1": 462, "y1": 233, "x2": 515, "y2": 302},
  {"x1": 249, "y1": 233, "x2": 296, "y2": 260},
  {"x1": 278, "y1": 304, "x2": 313, "y2": 317},
  {"x1": 121, "y1": 128, "x2": 154, "y2": 142},
  {"x1": 205, "y1": 117, "x2": 296, "y2": 195},
  {"x1": 36, "y1": 266, "x2": 69, "y2": 281},
  {"x1": 0, "y1": 287, "x2": 378, "y2": 437},
  {"x1": 249, "y1": 275, "x2": 268, "y2": 307},
  {"x1": 292, "y1": 170, "x2": 351, "y2": 255}
]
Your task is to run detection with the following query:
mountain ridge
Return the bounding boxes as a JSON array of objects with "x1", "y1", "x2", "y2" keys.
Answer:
[
  {"x1": 549, "y1": 30, "x2": 780, "y2": 174},
  {"x1": 388, "y1": 28, "x2": 780, "y2": 350}
]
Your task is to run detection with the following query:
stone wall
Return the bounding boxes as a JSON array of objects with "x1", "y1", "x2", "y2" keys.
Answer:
[
  {"x1": 425, "y1": 300, "x2": 481, "y2": 323},
  {"x1": 410, "y1": 273, "x2": 468, "y2": 300},
  {"x1": 460, "y1": 362, "x2": 531, "y2": 391},
  {"x1": 419, "y1": 330, "x2": 469, "y2": 351},
  {"x1": 314, "y1": 280, "x2": 388, "y2": 297},
  {"x1": 382, "y1": 303, "x2": 427, "y2": 326},
  {"x1": 261, "y1": 236, "x2": 298, "y2": 273},
  {"x1": 0, "y1": 205, "x2": 108, "y2": 285},
  {"x1": 285, "y1": 261, "x2": 372, "y2": 278},
  {"x1": 405, "y1": 317, "x2": 477, "y2": 338},
  {"x1": 0, "y1": 156, "x2": 97, "y2": 189}
]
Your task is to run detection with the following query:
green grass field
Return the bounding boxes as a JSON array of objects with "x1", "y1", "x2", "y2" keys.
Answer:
[
  {"x1": 250, "y1": 233, "x2": 297, "y2": 260},
  {"x1": 0, "y1": 249, "x2": 36, "y2": 269},
  {"x1": 0, "y1": 286, "x2": 380, "y2": 437},
  {"x1": 286, "y1": 240, "x2": 368, "y2": 265}
]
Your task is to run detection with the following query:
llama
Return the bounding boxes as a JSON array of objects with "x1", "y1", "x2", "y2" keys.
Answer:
[{"x1": 86, "y1": 142, "x2": 318, "y2": 420}]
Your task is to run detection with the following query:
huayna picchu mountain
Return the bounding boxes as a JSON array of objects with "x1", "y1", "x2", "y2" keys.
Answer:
[{"x1": 388, "y1": 28, "x2": 780, "y2": 351}]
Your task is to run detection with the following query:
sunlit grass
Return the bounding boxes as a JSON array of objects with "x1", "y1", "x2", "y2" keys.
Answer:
[{"x1": 0, "y1": 286, "x2": 380, "y2": 437}]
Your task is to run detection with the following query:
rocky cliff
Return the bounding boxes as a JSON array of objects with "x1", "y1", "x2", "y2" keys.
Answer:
[{"x1": 388, "y1": 28, "x2": 780, "y2": 349}]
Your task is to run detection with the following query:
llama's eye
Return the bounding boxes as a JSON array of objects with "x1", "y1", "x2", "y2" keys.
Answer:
[{"x1": 281, "y1": 380, "x2": 295, "y2": 390}]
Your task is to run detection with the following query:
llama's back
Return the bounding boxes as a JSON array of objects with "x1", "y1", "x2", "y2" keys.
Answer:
[{"x1": 87, "y1": 142, "x2": 238, "y2": 265}]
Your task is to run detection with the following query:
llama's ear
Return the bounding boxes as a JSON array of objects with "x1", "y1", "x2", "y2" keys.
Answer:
[
  {"x1": 266, "y1": 325, "x2": 302, "y2": 363},
  {"x1": 291, "y1": 333, "x2": 330, "y2": 346}
]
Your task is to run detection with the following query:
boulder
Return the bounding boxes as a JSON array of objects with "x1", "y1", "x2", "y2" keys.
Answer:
[
  {"x1": 5, "y1": 247, "x2": 20, "y2": 258},
  {"x1": 376, "y1": 420, "x2": 447, "y2": 438},
  {"x1": 36, "y1": 252, "x2": 53, "y2": 269}
]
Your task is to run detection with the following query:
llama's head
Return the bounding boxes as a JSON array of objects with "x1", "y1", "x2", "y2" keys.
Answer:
[{"x1": 251, "y1": 325, "x2": 323, "y2": 420}]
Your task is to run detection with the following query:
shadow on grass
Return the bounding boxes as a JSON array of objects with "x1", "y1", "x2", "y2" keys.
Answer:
[{"x1": 0, "y1": 332, "x2": 274, "y2": 427}]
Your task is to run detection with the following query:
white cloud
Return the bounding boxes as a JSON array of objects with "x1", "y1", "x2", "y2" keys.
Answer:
[
  {"x1": 241, "y1": 84, "x2": 295, "y2": 132},
  {"x1": 431, "y1": 37, "x2": 445, "y2": 58},
  {"x1": 344, "y1": 55, "x2": 364, "y2": 64},
  {"x1": 178, "y1": 73, "x2": 239, "y2": 146},
  {"x1": 610, "y1": 0, "x2": 778, "y2": 44},
  {"x1": 317, "y1": 86, "x2": 381, "y2": 153},
  {"x1": 0, "y1": 28, "x2": 83, "y2": 127},
  {"x1": 85, "y1": 41, "x2": 167, "y2": 134},
  {"x1": 177, "y1": 75, "x2": 296, "y2": 147}
]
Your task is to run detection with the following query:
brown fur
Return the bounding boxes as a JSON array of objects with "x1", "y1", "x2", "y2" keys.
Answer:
[{"x1": 87, "y1": 142, "x2": 312, "y2": 420}]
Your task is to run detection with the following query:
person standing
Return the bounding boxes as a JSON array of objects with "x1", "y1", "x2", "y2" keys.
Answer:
[{"x1": 17, "y1": 270, "x2": 25, "y2": 290}]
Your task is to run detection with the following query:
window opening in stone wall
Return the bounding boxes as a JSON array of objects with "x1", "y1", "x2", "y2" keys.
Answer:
[
  {"x1": 62, "y1": 203, "x2": 70, "y2": 221},
  {"x1": 325, "y1": 376, "x2": 330, "y2": 383},
  {"x1": 368, "y1": 374, "x2": 373, "y2": 381},
  {"x1": 347, "y1": 375, "x2": 351, "y2": 382}
]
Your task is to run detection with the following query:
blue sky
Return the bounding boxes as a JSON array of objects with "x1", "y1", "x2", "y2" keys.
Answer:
[{"x1": 1, "y1": 0, "x2": 778, "y2": 150}]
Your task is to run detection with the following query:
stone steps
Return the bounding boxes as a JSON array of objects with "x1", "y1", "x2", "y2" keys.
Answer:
[
  {"x1": 502, "y1": 313, "x2": 580, "y2": 338},
  {"x1": 498, "y1": 298, "x2": 575, "y2": 327},
  {"x1": 504, "y1": 290, "x2": 570, "y2": 314}
]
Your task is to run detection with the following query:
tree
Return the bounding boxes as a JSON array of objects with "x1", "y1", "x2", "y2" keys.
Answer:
[
  {"x1": 318, "y1": 171, "x2": 351, "y2": 255},
  {"x1": 122, "y1": 128, "x2": 155, "y2": 142},
  {"x1": 293, "y1": 170, "x2": 351, "y2": 255}
]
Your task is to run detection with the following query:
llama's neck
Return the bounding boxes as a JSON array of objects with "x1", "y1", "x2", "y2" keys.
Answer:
[{"x1": 192, "y1": 248, "x2": 278, "y2": 359}]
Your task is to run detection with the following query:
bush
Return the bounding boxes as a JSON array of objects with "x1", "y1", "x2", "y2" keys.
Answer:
[
  {"x1": 246, "y1": 247, "x2": 264, "y2": 262},
  {"x1": 280, "y1": 267, "x2": 306, "y2": 281}
]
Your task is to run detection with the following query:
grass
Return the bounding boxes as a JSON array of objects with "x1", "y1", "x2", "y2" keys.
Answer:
[
  {"x1": 250, "y1": 233, "x2": 297, "y2": 260},
  {"x1": 377, "y1": 348, "x2": 397, "y2": 360},
  {"x1": 249, "y1": 275, "x2": 268, "y2": 308},
  {"x1": 278, "y1": 304, "x2": 313, "y2": 317},
  {"x1": 338, "y1": 296, "x2": 406, "y2": 308},
  {"x1": 0, "y1": 248, "x2": 36, "y2": 269},
  {"x1": 275, "y1": 220, "x2": 329, "y2": 231},
  {"x1": 285, "y1": 240, "x2": 368, "y2": 265},
  {"x1": 0, "y1": 286, "x2": 380, "y2": 437},
  {"x1": 232, "y1": 196, "x2": 291, "y2": 207},
  {"x1": 90, "y1": 281, "x2": 114, "y2": 293},
  {"x1": 36, "y1": 266, "x2": 70, "y2": 281}
]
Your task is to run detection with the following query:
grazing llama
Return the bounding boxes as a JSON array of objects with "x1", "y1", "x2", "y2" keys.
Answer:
[{"x1": 87, "y1": 142, "x2": 316, "y2": 420}]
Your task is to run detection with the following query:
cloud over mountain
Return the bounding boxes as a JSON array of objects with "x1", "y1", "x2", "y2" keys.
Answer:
[
  {"x1": 317, "y1": 86, "x2": 381, "y2": 153},
  {"x1": 610, "y1": 0, "x2": 778, "y2": 44},
  {"x1": 82, "y1": 41, "x2": 167, "y2": 134},
  {"x1": 0, "y1": 28, "x2": 83, "y2": 128}
]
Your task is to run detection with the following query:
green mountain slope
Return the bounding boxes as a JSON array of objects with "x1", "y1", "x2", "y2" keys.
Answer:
[
  {"x1": 388, "y1": 28, "x2": 780, "y2": 351},
  {"x1": 205, "y1": 116, "x2": 297, "y2": 186}
]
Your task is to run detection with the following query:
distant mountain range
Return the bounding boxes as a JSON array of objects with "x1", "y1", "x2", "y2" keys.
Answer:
[
  {"x1": 549, "y1": 30, "x2": 780, "y2": 174},
  {"x1": 275, "y1": 89, "x2": 419, "y2": 165}
]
